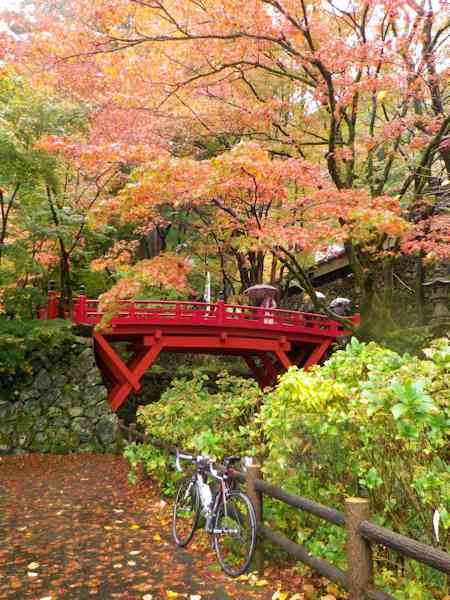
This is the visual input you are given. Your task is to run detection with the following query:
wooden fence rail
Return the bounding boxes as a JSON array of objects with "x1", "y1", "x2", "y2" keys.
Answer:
[{"x1": 118, "y1": 422, "x2": 450, "y2": 599}]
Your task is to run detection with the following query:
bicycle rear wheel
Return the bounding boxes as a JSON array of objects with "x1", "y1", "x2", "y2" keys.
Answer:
[
  {"x1": 172, "y1": 477, "x2": 200, "y2": 547},
  {"x1": 213, "y1": 491, "x2": 256, "y2": 577}
]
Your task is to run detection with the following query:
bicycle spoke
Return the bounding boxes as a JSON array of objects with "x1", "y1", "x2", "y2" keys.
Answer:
[
  {"x1": 213, "y1": 491, "x2": 256, "y2": 577},
  {"x1": 172, "y1": 477, "x2": 199, "y2": 547}
]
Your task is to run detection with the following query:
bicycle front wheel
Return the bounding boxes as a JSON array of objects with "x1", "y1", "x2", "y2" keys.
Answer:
[
  {"x1": 213, "y1": 491, "x2": 257, "y2": 577},
  {"x1": 172, "y1": 477, "x2": 200, "y2": 547}
]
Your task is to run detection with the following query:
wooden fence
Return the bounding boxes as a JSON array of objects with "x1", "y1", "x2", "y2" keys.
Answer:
[{"x1": 118, "y1": 421, "x2": 450, "y2": 600}]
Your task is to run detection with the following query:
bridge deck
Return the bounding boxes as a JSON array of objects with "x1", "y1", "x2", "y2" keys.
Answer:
[{"x1": 44, "y1": 293, "x2": 357, "y2": 411}]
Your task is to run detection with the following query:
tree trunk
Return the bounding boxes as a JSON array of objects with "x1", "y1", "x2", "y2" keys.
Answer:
[
  {"x1": 381, "y1": 257, "x2": 394, "y2": 325},
  {"x1": 414, "y1": 257, "x2": 426, "y2": 326},
  {"x1": 59, "y1": 249, "x2": 72, "y2": 317}
]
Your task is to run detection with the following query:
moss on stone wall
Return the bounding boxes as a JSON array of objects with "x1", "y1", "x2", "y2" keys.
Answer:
[{"x1": 0, "y1": 320, "x2": 119, "y2": 454}]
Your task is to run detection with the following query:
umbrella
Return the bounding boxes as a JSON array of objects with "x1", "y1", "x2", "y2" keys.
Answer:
[
  {"x1": 329, "y1": 297, "x2": 351, "y2": 308},
  {"x1": 244, "y1": 284, "x2": 278, "y2": 299}
]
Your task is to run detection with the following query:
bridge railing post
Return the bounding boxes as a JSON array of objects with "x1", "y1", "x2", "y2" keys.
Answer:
[
  {"x1": 75, "y1": 285, "x2": 87, "y2": 322},
  {"x1": 217, "y1": 299, "x2": 225, "y2": 324},
  {"x1": 175, "y1": 302, "x2": 182, "y2": 318},
  {"x1": 47, "y1": 280, "x2": 58, "y2": 320}
]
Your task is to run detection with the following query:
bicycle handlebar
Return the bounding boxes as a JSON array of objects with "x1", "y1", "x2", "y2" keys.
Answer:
[{"x1": 175, "y1": 450, "x2": 221, "y2": 478}]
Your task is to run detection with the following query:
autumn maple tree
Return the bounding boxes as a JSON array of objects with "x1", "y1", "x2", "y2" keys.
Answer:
[{"x1": 3, "y1": 0, "x2": 450, "y2": 331}]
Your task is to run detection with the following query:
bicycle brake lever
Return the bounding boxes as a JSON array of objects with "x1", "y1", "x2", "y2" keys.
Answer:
[{"x1": 175, "y1": 454, "x2": 182, "y2": 472}]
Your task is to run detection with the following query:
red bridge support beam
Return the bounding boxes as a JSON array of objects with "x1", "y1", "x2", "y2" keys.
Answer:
[
  {"x1": 94, "y1": 332, "x2": 163, "y2": 412},
  {"x1": 303, "y1": 339, "x2": 332, "y2": 370}
]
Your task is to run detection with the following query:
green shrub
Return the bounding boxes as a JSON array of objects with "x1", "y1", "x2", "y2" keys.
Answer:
[
  {"x1": 0, "y1": 318, "x2": 75, "y2": 397},
  {"x1": 258, "y1": 337, "x2": 449, "y2": 596},
  {"x1": 126, "y1": 338, "x2": 450, "y2": 597},
  {"x1": 124, "y1": 371, "x2": 263, "y2": 491},
  {"x1": 1, "y1": 286, "x2": 47, "y2": 320}
]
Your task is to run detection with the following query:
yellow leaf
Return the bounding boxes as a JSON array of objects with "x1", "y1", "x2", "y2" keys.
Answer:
[
  {"x1": 153, "y1": 533, "x2": 161, "y2": 541},
  {"x1": 377, "y1": 90, "x2": 387, "y2": 102},
  {"x1": 103, "y1": 526, "x2": 112, "y2": 531},
  {"x1": 131, "y1": 524, "x2": 140, "y2": 530},
  {"x1": 166, "y1": 592, "x2": 179, "y2": 599},
  {"x1": 272, "y1": 592, "x2": 289, "y2": 600},
  {"x1": 255, "y1": 579, "x2": 269, "y2": 586}
]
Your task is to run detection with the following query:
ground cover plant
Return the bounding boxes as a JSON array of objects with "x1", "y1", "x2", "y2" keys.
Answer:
[{"x1": 126, "y1": 338, "x2": 450, "y2": 599}]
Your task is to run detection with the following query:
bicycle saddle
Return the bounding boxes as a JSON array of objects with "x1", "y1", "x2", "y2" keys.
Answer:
[{"x1": 223, "y1": 455, "x2": 241, "y2": 466}]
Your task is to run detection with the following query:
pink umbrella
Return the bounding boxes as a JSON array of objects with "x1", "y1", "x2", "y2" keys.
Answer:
[{"x1": 244, "y1": 284, "x2": 278, "y2": 300}]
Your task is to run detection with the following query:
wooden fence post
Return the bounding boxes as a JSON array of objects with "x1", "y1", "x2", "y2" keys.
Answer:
[
  {"x1": 245, "y1": 459, "x2": 264, "y2": 576},
  {"x1": 345, "y1": 497, "x2": 372, "y2": 600}
]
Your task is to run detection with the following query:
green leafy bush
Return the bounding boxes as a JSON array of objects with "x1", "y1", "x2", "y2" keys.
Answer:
[
  {"x1": 258, "y1": 337, "x2": 449, "y2": 596},
  {"x1": 125, "y1": 371, "x2": 263, "y2": 491},
  {"x1": 126, "y1": 338, "x2": 450, "y2": 597},
  {"x1": 0, "y1": 318, "x2": 75, "y2": 398},
  {"x1": 1, "y1": 286, "x2": 47, "y2": 320}
]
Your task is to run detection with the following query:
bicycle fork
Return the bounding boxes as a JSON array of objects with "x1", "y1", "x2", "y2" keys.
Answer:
[{"x1": 209, "y1": 482, "x2": 239, "y2": 535}]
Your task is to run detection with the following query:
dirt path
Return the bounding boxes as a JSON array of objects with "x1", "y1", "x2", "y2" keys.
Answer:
[{"x1": 0, "y1": 454, "x2": 311, "y2": 600}]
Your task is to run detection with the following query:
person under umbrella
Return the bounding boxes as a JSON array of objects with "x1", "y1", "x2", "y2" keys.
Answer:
[
  {"x1": 329, "y1": 297, "x2": 351, "y2": 316},
  {"x1": 244, "y1": 284, "x2": 278, "y2": 323}
]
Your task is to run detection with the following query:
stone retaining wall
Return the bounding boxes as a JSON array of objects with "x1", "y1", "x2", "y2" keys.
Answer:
[{"x1": 0, "y1": 336, "x2": 119, "y2": 454}]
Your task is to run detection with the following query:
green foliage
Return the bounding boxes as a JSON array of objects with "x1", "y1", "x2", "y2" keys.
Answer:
[
  {"x1": 259, "y1": 337, "x2": 449, "y2": 597},
  {"x1": 126, "y1": 337, "x2": 450, "y2": 597},
  {"x1": 127, "y1": 371, "x2": 263, "y2": 491},
  {"x1": 0, "y1": 286, "x2": 47, "y2": 320},
  {"x1": 0, "y1": 319, "x2": 74, "y2": 396}
]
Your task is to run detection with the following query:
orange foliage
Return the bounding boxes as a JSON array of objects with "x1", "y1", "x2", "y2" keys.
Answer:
[{"x1": 98, "y1": 253, "x2": 192, "y2": 327}]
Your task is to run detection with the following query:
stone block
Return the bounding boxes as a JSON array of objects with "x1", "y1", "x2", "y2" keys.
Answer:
[
  {"x1": 23, "y1": 400, "x2": 41, "y2": 417},
  {"x1": 34, "y1": 416, "x2": 48, "y2": 432},
  {"x1": 35, "y1": 369, "x2": 52, "y2": 392},
  {"x1": 68, "y1": 406, "x2": 84, "y2": 418},
  {"x1": 19, "y1": 387, "x2": 40, "y2": 402},
  {"x1": 48, "y1": 406, "x2": 63, "y2": 419},
  {"x1": 71, "y1": 417, "x2": 93, "y2": 442},
  {"x1": 95, "y1": 414, "x2": 119, "y2": 447},
  {"x1": 52, "y1": 373, "x2": 68, "y2": 388}
]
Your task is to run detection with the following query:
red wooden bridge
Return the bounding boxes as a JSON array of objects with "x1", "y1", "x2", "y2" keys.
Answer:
[{"x1": 42, "y1": 290, "x2": 357, "y2": 411}]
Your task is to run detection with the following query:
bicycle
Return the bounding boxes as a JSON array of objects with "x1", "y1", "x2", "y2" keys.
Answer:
[{"x1": 172, "y1": 451, "x2": 257, "y2": 577}]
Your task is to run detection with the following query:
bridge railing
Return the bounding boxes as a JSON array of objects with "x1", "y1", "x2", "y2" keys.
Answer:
[{"x1": 71, "y1": 295, "x2": 358, "y2": 335}]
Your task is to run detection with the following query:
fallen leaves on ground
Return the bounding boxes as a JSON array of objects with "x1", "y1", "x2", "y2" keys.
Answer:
[{"x1": 0, "y1": 454, "x2": 346, "y2": 600}]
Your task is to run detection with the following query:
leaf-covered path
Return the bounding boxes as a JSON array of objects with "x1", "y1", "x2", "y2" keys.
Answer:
[{"x1": 0, "y1": 454, "x2": 315, "y2": 600}]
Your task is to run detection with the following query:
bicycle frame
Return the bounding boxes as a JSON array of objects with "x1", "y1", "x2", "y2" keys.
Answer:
[{"x1": 176, "y1": 452, "x2": 238, "y2": 534}]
